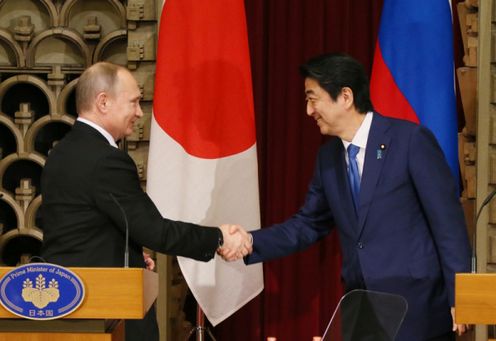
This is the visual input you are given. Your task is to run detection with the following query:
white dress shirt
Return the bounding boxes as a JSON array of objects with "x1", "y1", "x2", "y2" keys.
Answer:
[{"x1": 341, "y1": 111, "x2": 373, "y2": 179}]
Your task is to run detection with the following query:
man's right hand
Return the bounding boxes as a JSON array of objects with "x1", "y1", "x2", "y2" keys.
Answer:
[{"x1": 218, "y1": 224, "x2": 253, "y2": 261}]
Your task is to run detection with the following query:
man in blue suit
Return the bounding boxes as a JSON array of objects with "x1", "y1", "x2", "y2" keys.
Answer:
[{"x1": 240, "y1": 53, "x2": 471, "y2": 340}]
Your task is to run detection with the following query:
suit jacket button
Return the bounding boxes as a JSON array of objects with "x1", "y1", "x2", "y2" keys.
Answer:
[{"x1": 357, "y1": 242, "x2": 363, "y2": 249}]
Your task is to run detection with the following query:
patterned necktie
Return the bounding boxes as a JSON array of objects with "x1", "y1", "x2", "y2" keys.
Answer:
[{"x1": 347, "y1": 144, "x2": 361, "y2": 212}]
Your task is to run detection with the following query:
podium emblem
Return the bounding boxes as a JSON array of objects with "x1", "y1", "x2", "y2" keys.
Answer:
[
  {"x1": 0, "y1": 263, "x2": 85, "y2": 320},
  {"x1": 22, "y1": 274, "x2": 60, "y2": 309}
]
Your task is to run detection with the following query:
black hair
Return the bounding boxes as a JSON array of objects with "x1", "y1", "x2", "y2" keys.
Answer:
[{"x1": 300, "y1": 53, "x2": 374, "y2": 113}]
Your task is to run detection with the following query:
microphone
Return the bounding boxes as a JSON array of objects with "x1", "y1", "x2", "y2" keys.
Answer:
[
  {"x1": 109, "y1": 193, "x2": 129, "y2": 268},
  {"x1": 472, "y1": 187, "x2": 496, "y2": 273}
]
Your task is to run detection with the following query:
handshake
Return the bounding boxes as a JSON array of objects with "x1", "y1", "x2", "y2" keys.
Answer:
[{"x1": 218, "y1": 224, "x2": 253, "y2": 261}]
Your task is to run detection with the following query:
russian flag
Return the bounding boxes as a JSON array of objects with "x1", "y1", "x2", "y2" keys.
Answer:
[{"x1": 370, "y1": 0, "x2": 459, "y2": 183}]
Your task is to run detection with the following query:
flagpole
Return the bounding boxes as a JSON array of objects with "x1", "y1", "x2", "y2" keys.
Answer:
[{"x1": 187, "y1": 305, "x2": 217, "y2": 341}]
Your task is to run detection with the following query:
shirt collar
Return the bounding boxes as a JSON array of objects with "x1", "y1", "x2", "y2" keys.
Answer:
[
  {"x1": 77, "y1": 117, "x2": 118, "y2": 148},
  {"x1": 341, "y1": 111, "x2": 373, "y2": 151}
]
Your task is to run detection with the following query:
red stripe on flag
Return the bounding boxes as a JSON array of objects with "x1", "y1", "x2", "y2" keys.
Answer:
[
  {"x1": 370, "y1": 43, "x2": 419, "y2": 124},
  {"x1": 154, "y1": 0, "x2": 256, "y2": 159}
]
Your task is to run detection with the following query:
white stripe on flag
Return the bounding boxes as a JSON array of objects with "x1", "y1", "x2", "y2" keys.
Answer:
[{"x1": 147, "y1": 116, "x2": 263, "y2": 325}]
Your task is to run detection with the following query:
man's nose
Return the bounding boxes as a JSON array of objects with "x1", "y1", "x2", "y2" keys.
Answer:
[
  {"x1": 137, "y1": 104, "x2": 144, "y2": 117},
  {"x1": 306, "y1": 101, "x2": 314, "y2": 116}
]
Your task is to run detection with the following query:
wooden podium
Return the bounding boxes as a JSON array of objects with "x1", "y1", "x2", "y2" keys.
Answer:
[
  {"x1": 456, "y1": 273, "x2": 496, "y2": 341},
  {"x1": 0, "y1": 267, "x2": 158, "y2": 341},
  {"x1": 456, "y1": 273, "x2": 496, "y2": 324}
]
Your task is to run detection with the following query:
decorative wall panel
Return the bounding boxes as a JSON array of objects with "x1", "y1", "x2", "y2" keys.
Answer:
[{"x1": 0, "y1": 0, "x2": 130, "y2": 267}]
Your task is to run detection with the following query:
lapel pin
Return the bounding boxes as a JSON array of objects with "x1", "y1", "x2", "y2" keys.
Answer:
[{"x1": 377, "y1": 144, "x2": 386, "y2": 159}]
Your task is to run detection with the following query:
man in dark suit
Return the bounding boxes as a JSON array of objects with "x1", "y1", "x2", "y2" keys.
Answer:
[
  {"x1": 41, "y1": 62, "x2": 251, "y2": 341},
  {"x1": 237, "y1": 53, "x2": 471, "y2": 340}
]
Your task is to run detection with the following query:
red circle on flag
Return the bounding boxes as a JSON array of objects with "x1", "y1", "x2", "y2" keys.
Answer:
[
  {"x1": 154, "y1": 61, "x2": 256, "y2": 159},
  {"x1": 153, "y1": 0, "x2": 256, "y2": 159}
]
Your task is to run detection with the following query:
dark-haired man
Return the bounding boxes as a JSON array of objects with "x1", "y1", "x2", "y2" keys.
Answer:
[
  {"x1": 41, "y1": 62, "x2": 251, "y2": 341},
  {"x1": 236, "y1": 53, "x2": 471, "y2": 340}
]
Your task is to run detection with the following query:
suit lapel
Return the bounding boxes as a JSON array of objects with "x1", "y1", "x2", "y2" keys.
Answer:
[{"x1": 357, "y1": 113, "x2": 391, "y2": 235}]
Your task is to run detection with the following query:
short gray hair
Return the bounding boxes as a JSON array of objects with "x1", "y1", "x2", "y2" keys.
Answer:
[{"x1": 75, "y1": 62, "x2": 127, "y2": 114}]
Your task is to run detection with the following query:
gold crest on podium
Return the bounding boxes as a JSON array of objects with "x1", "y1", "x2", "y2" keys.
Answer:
[{"x1": 21, "y1": 274, "x2": 60, "y2": 309}]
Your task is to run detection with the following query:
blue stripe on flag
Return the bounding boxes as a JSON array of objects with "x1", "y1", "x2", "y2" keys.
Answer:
[{"x1": 378, "y1": 0, "x2": 459, "y2": 182}]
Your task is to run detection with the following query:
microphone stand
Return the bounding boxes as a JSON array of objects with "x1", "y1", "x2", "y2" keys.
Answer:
[
  {"x1": 472, "y1": 188, "x2": 496, "y2": 273},
  {"x1": 109, "y1": 193, "x2": 129, "y2": 268},
  {"x1": 187, "y1": 305, "x2": 216, "y2": 341},
  {"x1": 116, "y1": 137, "x2": 130, "y2": 268}
]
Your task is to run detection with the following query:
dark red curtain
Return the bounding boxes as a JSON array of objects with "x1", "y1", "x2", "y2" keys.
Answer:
[{"x1": 214, "y1": 1, "x2": 383, "y2": 340}]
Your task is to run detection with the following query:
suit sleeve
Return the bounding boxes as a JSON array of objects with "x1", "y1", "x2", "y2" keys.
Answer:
[
  {"x1": 91, "y1": 149, "x2": 220, "y2": 262},
  {"x1": 245, "y1": 150, "x2": 334, "y2": 264},
  {"x1": 408, "y1": 125, "x2": 471, "y2": 306}
]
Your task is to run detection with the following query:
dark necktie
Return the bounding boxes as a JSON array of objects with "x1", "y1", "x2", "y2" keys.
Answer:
[{"x1": 347, "y1": 144, "x2": 361, "y2": 212}]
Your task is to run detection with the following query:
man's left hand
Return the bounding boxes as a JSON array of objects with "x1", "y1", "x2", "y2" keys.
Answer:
[
  {"x1": 143, "y1": 252, "x2": 155, "y2": 271},
  {"x1": 451, "y1": 307, "x2": 468, "y2": 336}
]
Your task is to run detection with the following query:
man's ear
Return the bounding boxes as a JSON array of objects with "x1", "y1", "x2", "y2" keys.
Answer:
[
  {"x1": 340, "y1": 87, "x2": 354, "y2": 109},
  {"x1": 95, "y1": 92, "x2": 109, "y2": 113}
]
